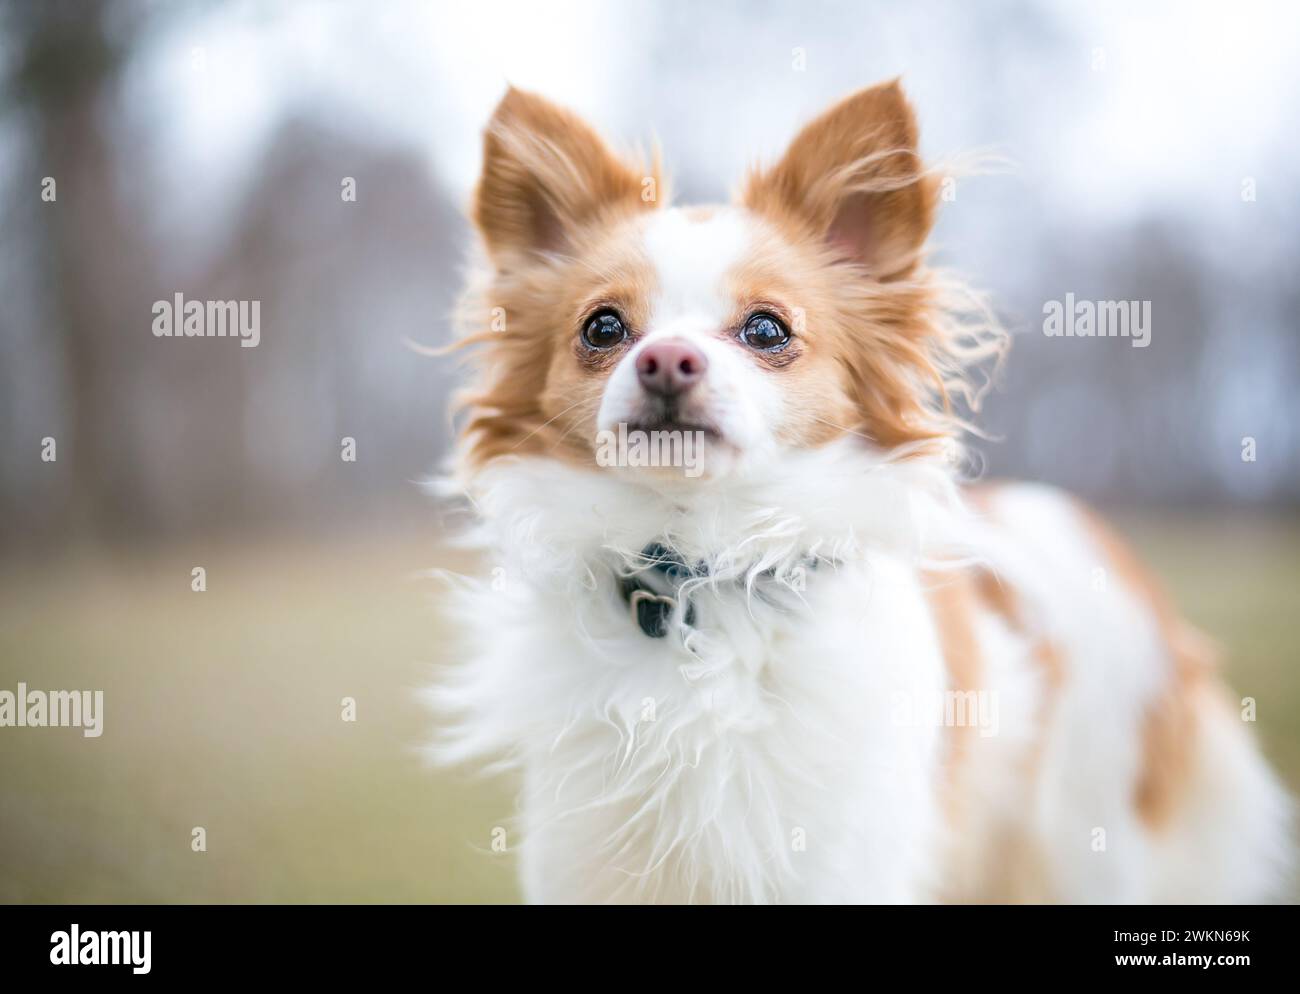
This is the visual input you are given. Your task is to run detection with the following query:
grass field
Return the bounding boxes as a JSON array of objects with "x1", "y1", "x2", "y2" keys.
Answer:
[{"x1": 1, "y1": 512, "x2": 1297, "y2": 903}]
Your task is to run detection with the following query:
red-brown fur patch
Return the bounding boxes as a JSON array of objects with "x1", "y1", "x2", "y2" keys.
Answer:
[{"x1": 1074, "y1": 503, "x2": 1214, "y2": 829}]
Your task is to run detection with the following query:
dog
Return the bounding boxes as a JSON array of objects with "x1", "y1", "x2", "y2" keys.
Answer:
[{"x1": 429, "y1": 80, "x2": 1291, "y2": 903}]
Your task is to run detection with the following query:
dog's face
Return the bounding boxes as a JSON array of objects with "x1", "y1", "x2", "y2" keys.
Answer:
[{"x1": 457, "y1": 81, "x2": 958, "y2": 482}]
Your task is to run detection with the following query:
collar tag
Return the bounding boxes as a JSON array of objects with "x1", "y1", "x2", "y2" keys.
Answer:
[{"x1": 618, "y1": 543, "x2": 699, "y2": 638}]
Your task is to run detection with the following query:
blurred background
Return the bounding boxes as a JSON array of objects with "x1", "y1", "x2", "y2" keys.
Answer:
[{"x1": 0, "y1": 0, "x2": 1296, "y2": 902}]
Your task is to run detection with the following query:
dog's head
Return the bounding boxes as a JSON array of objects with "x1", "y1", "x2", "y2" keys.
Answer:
[{"x1": 453, "y1": 81, "x2": 996, "y2": 483}]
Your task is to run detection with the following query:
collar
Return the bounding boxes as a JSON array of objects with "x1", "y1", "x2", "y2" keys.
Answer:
[
  {"x1": 616, "y1": 542, "x2": 818, "y2": 639},
  {"x1": 617, "y1": 543, "x2": 699, "y2": 638}
]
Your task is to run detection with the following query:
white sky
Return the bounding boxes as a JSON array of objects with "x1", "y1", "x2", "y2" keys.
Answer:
[{"x1": 124, "y1": 0, "x2": 1300, "y2": 226}]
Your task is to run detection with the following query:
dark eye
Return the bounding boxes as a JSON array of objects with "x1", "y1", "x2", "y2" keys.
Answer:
[
  {"x1": 739, "y1": 312, "x2": 790, "y2": 351},
  {"x1": 582, "y1": 310, "x2": 627, "y2": 349}
]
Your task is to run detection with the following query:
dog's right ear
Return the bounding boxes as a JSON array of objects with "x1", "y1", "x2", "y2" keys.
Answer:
[{"x1": 473, "y1": 87, "x2": 655, "y2": 263}]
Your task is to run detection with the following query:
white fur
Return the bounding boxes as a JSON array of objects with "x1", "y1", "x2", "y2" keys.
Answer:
[
  {"x1": 431, "y1": 442, "x2": 965, "y2": 902},
  {"x1": 430, "y1": 207, "x2": 1291, "y2": 904},
  {"x1": 427, "y1": 444, "x2": 1292, "y2": 903},
  {"x1": 974, "y1": 484, "x2": 1292, "y2": 903}
]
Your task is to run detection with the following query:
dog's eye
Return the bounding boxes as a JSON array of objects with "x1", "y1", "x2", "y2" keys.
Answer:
[
  {"x1": 582, "y1": 310, "x2": 627, "y2": 349},
  {"x1": 739, "y1": 312, "x2": 790, "y2": 351}
]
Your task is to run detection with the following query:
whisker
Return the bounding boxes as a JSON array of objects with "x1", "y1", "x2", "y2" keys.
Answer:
[
  {"x1": 805, "y1": 414, "x2": 878, "y2": 446},
  {"x1": 555, "y1": 398, "x2": 604, "y2": 446},
  {"x1": 511, "y1": 395, "x2": 601, "y2": 450}
]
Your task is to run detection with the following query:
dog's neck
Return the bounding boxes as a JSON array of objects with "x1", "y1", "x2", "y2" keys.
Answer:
[{"x1": 450, "y1": 437, "x2": 973, "y2": 592}]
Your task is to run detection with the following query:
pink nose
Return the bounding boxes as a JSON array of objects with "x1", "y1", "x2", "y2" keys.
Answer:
[{"x1": 635, "y1": 339, "x2": 707, "y2": 396}]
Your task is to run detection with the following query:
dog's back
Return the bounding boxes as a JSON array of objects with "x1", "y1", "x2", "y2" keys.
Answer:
[{"x1": 939, "y1": 482, "x2": 1291, "y2": 902}]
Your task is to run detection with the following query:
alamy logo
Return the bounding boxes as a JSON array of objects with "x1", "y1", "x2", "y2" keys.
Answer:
[
  {"x1": 595, "y1": 423, "x2": 706, "y2": 478},
  {"x1": 1042, "y1": 292, "x2": 1151, "y2": 348},
  {"x1": 152, "y1": 292, "x2": 261, "y2": 348},
  {"x1": 891, "y1": 689, "x2": 1000, "y2": 738},
  {"x1": 50, "y1": 925, "x2": 151, "y2": 974},
  {"x1": 0, "y1": 683, "x2": 103, "y2": 737}
]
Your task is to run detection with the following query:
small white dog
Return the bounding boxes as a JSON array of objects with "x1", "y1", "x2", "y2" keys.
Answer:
[{"x1": 430, "y1": 81, "x2": 1290, "y2": 903}]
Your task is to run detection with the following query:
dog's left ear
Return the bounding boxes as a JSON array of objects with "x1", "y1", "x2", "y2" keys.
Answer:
[{"x1": 742, "y1": 79, "x2": 935, "y2": 281}]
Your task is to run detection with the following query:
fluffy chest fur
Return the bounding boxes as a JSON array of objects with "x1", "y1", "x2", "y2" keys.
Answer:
[{"x1": 430, "y1": 445, "x2": 976, "y2": 902}]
